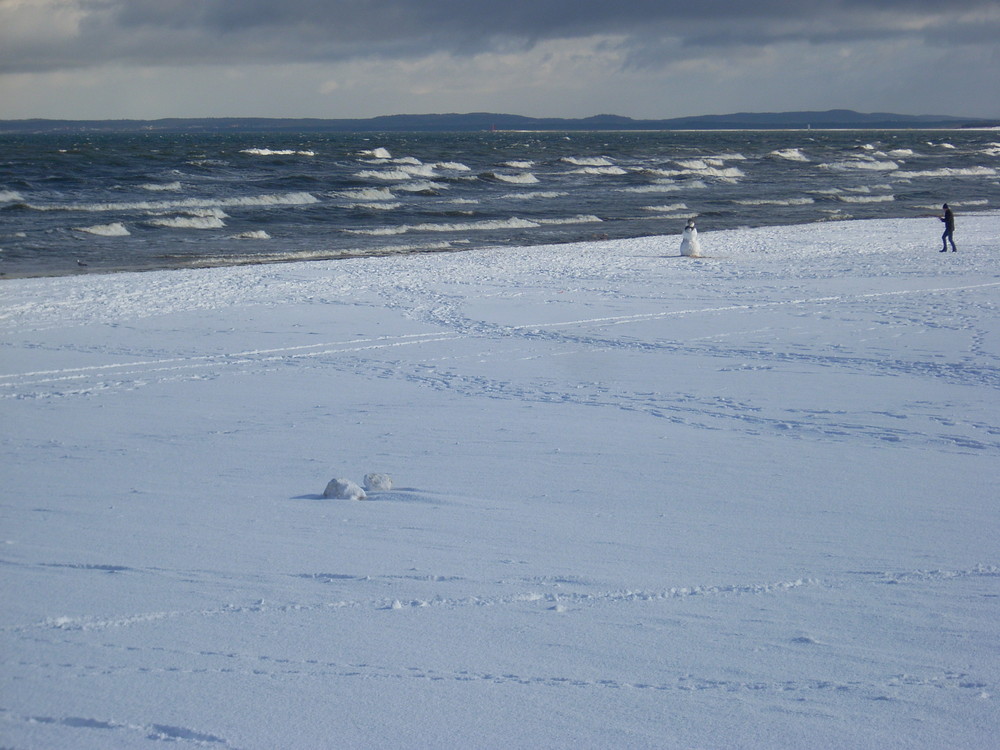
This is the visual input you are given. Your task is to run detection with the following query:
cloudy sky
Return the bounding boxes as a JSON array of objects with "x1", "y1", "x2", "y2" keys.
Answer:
[{"x1": 2, "y1": 0, "x2": 999, "y2": 121}]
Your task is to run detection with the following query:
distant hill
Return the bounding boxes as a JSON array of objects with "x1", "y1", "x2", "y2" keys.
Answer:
[{"x1": 1, "y1": 110, "x2": 994, "y2": 134}]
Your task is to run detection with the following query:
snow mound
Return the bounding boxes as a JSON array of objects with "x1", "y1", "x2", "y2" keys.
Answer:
[
  {"x1": 322, "y1": 478, "x2": 367, "y2": 501},
  {"x1": 363, "y1": 473, "x2": 393, "y2": 492}
]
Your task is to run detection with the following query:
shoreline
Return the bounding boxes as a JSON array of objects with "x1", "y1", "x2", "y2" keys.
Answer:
[{"x1": 4, "y1": 210, "x2": 997, "y2": 282}]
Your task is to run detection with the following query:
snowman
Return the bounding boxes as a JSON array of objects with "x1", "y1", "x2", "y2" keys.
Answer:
[{"x1": 679, "y1": 219, "x2": 702, "y2": 257}]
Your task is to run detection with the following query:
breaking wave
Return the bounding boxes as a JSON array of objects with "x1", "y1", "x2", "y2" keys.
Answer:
[
  {"x1": 147, "y1": 215, "x2": 227, "y2": 230},
  {"x1": 241, "y1": 148, "x2": 315, "y2": 157},
  {"x1": 770, "y1": 148, "x2": 810, "y2": 162},
  {"x1": 27, "y1": 192, "x2": 319, "y2": 213},
  {"x1": 74, "y1": 222, "x2": 130, "y2": 237},
  {"x1": 893, "y1": 166, "x2": 997, "y2": 178},
  {"x1": 481, "y1": 172, "x2": 540, "y2": 184},
  {"x1": 140, "y1": 182, "x2": 183, "y2": 192}
]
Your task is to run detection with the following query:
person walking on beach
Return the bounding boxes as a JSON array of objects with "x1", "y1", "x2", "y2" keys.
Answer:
[{"x1": 940, "y1": 204, "x2": 956, "y2": 252}]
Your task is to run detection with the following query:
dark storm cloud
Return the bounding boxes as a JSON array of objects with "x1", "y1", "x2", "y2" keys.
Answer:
[{"x1": 3, "y1": 0, "x2": 998, "y2": 73}]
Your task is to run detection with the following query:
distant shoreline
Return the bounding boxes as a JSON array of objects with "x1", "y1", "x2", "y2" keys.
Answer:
[{"x1": 1, "y1": 109, "x2": 996, "y2": 135}]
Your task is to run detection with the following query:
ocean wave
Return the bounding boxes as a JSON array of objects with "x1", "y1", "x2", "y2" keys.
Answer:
[
  {"x1": 535, "y1": 215, "x2": 603, "y2": 225},
  {"x1": 241, "y1": 148, "x2": 315, "y2": 157},
  {"x1": 770, "y1": 148, "x2": 810, "y2": 162},
  {"x1": 399, "y1": 164, "x2": 440, "y2": 178},
  {"x1": 837, "y1": 194, "x2": 896, "y2": 203},
  {"x1": 642, "y1": 203, "x2": 689, "y2": 213},
  {"x1": 147, "y1": 216, "x2": 226, "y2": 230},
  {"x1": 569, "y1": 166, "x2": 629, "y2": 176},
  {"x1": 397, "y1": 180, "x2": 447, "y2": 194},
  {"x1": 561, "y1": 156, "x2": 614, "y2": 167},
  {"x1": 663, "y1": 161, "x2": 745, "y2": 181},
  {"x1": 345, "y1": 216, "x2": 542, "y2": 236},
  {"x1": 618, "y1": 183, "x2": 684, "y2": 193},
  {"x1": 27, "y1": 192, "x2": 318, "y2": 213},
  {"x1": 140, "y1": 182, "x2": 183, "y2": 192},
  {"x1": 74, "y1": 222, "x2": 130, "y2": 237},
  {"x1": 894, "y1": 166, "x2": 997, "y2": 178},
  {"x1": 0, "y1": 190, "x2": 25, "y2": 203},
  {"x1": 338, "y1": 187, "x2": 395, "y2": 201},
  {"x1": 231, "y1": 231, "x2": 271, "y2": 239},
  {"x1": 480, "y1": 171, "x2": 540, "y2": 184},
  {"x1": 502, "y1": 161, "x2": 534, "y2": 169},
  {"x1": 820, "y1": 159, "x2": 899, "y2": 171},
  {"x1": 735, "y1": 197, "x2": 815, "y2": 206},
  {"x1": 359, "y1": 147, "x2": 392, "y2": 159},
  {"x1": 501, "y1": 191, "x2": 568, "y2": 200},
  {"x1": 356, "y1": 169, "x2": 420, "y2": 181},
  {"x1": 350, "y1": 202, "x2": 403, "y2": 211},
  {"x1": 435, "y1": 161, "x2": 472, "y2": 172},
  {"x1": 982, "y1": 144, "x2": 1000, "y2": 157},
  {"x1": 887, "y1": 149, "x2": 916, "y2": 157}
]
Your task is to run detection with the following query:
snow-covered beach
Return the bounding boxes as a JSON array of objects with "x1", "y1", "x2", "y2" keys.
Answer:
[{"x1": 2, "y1": 215, "x2": 998, "y2": 748}]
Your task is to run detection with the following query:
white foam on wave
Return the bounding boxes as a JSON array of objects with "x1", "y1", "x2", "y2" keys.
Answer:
[
  {"x1": 837, "y1": 194, "x2": 896, "y2": 203},
  {"x1": 535, "y1": 215, "x2": 603, "y2": 226},
  {"x1": 982, "y1": 143, "x2": 1000, "y2": 157},
  {"x1": 345, "y1": 216, "x2": 542, "y2": 236},
  {"x1": 482, "y1": 172, "x2": 540, "y2": 185},
  {"x1": 360, "y1": 147, "x2": 392, "y2": 159},
  {"x1": 894, "y1": 166, "x2": 997, "y2": 178},
  {"x1": 241, "y1": 148, "x2": 315, "y2": 157},
  {"x1": 618, "y1": 183, "x2": 684, "y2": 194},
  {"x1": 501, "y1": 191, "x2": 568, "y2": 200},
  {"x1": 887, "y1": 149, "x2": 916, "y2": 158},
  {"x1": 735, "y1": 197, "x2": 815, "y2": 206},
  {"x1": 356, "y1": 169, "x2": 420, "y2": 181},
  {"x1": 569, "y1": 166, "x2": 629, "y2": 176},
  {"x1": 642, "y1": 203, "x2": 689, "y2": 213},
  {"x1": 502, "y1": 161, "x2": 534, "y2": 169},
  {"x1": 147, "y1": 215, "x2": 226, "y2": 230},
  {"x1": 350, "y1": 202, "x2": 403, "y2": 211},
  {"x1": 338, "y1": 187, "x2": 395, "y2": 201},
  {"x1": 0, "y1": 190, "x2": 24, "y2": 203},
  {"x1": 397, "y1": 180, "x2": 447, "y2": 193},
  {"x1": 660, "y1": 161, "x2": 745, "y2": 181},
  {"x1": 140, "y1": 182, "x2": 182, "y2": 192},
  {"x1": 231, "y1": 230, "x2": 271, "y2": 239},
  {"x1": 29, "y1": 192, "x2": 318, "y2": 213},
  {"x1": 561, "y1": 156, "x2": 614, "y2": 167},
  {"x1": 435, "y1": 161, "x2": 472, "y2": 172},
  {"x1": 770, "y1": 148, "x2": 810, "y2": 162},
  {"x1": 74, "y1": 222, "x2": 130, "y2": 237},
  {"x1": 820, "y1": 159, "x2": 899, "y2": 172}
]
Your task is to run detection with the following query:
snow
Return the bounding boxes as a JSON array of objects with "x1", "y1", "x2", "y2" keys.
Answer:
[{"x1": 2, "y1": 215, "x2": 999, "y2": 749}]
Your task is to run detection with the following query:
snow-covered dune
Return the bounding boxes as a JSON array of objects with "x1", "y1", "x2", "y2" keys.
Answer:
[{"x1": 2, "y1": 215, "x2": 998, "y2": 749}]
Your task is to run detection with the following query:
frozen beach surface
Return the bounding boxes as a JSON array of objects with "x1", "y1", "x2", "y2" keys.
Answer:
[{"x1": 2, "y1": 216, "x2": 999, "y2": 748}]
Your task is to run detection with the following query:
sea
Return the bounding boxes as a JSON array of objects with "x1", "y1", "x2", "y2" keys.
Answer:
[{"x1": 1, "y1": 129, "x2": 998, "y2": 277}]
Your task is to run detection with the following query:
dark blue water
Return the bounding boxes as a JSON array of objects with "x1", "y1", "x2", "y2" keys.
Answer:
[{"x1": 1, "y1": 129, "x2": 997, "y2": 276}]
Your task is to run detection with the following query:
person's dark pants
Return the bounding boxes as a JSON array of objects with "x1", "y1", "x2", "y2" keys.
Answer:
[{"x1": 942, "y1": 229, "x2": 956, "y2": 252}]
